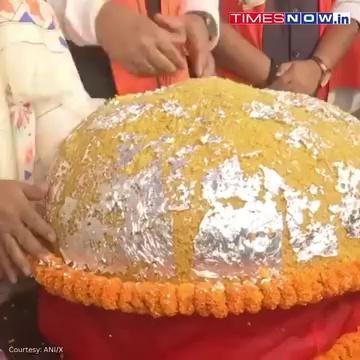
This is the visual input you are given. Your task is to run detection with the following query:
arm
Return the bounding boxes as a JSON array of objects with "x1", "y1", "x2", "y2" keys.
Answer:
[
  {"x1": 48, "y1": 0, "x2": 107, "y2": 46},
  {"x1": 270, "y1": 2, "x2": 359, "y2": 95},
  {"x1": 213, "y1": 23, "x2": 271, "y2": 87},
  {"x1": 313, "y1": 5, "x2": 359, "y2": 69},
  {"x1": 182, "y1": 0, "x2": 220, "y2": 49}
]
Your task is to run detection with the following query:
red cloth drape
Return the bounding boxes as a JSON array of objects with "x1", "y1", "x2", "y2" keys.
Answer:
[{"x1": 39, "y1": 290, "x2": 360, "y2": 360}]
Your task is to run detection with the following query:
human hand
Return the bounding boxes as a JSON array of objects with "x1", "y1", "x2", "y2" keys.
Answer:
[
  {"x1": 96, "y1": 2, "x2": 187, "y2": 76},
  {"x1": 0, "y1": 181, "x2": 55, "y2": 284},
  {"x1": 155, "y1": 13, "x2": 213, "y2": 78},
  {"x1": 201, "y1": 52, "x2": 216, "y2": 77},
  {"x1": 269, "y1": 59, "x2": 322, "y2": 95}
]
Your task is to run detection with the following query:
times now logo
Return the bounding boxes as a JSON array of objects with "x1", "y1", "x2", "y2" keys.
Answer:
[{"x1": 229, "y1": 12, "x2": 351, "y2": 25}]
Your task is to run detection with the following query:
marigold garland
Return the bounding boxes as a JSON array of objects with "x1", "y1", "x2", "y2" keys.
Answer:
[
  {"x1": 315, "y1": 330, "x2": 360, "y2": 359},
  {"x1": 32, "y1": 257, "x2": 360, "y2": 318}
]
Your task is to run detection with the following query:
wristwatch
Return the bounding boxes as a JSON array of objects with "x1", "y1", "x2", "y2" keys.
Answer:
[
  {"x1": 266, "y1": 58, "x2": 280, "y2": 86},
  {"x1": 311, "y1": 56, "x2": 332, "y2": 87},
  {"x1": 190, "y1": 11, "x2": 217, "y2": 41}
]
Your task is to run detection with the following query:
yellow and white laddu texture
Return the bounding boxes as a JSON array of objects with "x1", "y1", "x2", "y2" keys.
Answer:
[{"x1": 34, "y1": 78, "x2": 360, "y2": 320}]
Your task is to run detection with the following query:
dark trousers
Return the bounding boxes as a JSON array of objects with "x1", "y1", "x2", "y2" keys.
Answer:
[{"x1": 68, "y1": 42, "x2": 116, "y2": 99}]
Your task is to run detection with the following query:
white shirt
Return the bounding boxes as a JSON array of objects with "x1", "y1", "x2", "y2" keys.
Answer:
[
  {"x1": 334, "y1": 0, "x2": 360, "y2": 23},
  {"x1": 49, "y1": 0, "x2": 220, "y2": 48},
  {"x1": 0, "y1": 0, "x2": 98, "y2": 182}
]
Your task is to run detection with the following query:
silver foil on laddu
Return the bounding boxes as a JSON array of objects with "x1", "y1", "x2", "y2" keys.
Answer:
[
  {"x1": 193, "y1": 156, "x2": 283, "y2": 279},
  {"x1": 334, "y1": 162, "x2": 360, "y2": 238},
  {"x1": 59, "y1": 162, "x2": 174, "y2": 278},
  {"x1": 90, "y1": 102, "x2": 154, "y2": 129},
  {"x1": 284, "y1": 187, "x2": 338, "y2": 262}
]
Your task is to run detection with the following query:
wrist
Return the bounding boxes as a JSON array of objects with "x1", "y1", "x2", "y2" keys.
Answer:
[
  {"x1": 309, "y1": 58, "x2": 323, "y2": 85},
  {"x1": 186, "y1": 12, "x2": 212, "y2": 35},
  {"x1": 186, "y1": 12, "x2": 217, "y2": 47},
  {"x1": 265, "y1": 58, "x2": 279, "y2": 87},
  {"x1": 182, "y1": 0, "x2": 219, "y2": 47},
  {"x1": 90, "y1": 0, "x2": 109, "y2": 45},
  {"x1": 310, "y1": 56, "x2": 331, "y2": 87},
  {"x1": 95, "y1": 0, "x2": 111, "y2": 45},
  {"x1": 95, "y1": 1, "x2": 130, "y2": 46}
]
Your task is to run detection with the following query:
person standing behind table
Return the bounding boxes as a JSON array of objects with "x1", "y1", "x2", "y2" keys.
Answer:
[
  {"x1": 215, "y1": 0, "x2": 360, "y2": 115},
  {"x1": 325, "y1": 0, "x2": 360, "y2": 115},
  {"x1": 37, "y1": 1, "x2": 222, "y2": 360},
  {"x1": 49, "y1": 0, "x2": 220, "y2": 99}
]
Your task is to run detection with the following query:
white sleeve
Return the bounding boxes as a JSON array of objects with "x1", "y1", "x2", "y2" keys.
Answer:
[
  {"x1": 182, "y1": 0, "x2": 220, "y2": 49},
  {"x1": 333, "y1": 0, "x2": 360, "y2": 23},
  {"x1": 0, "y1": 0, "x2": 100, "y2": 182},
  {"x1": 0, "y1": 82, "x2": 17, "y2": 180},
  {"x1": 48, "y1": 0, "x2": 108, "y2": 46}
]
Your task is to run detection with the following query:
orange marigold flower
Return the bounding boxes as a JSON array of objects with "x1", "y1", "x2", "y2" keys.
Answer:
[{"x1": 32, "y1": 257, "x2": 360, "y2": 319}]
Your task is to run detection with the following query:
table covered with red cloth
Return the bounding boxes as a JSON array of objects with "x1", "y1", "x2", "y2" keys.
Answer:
[{"x1": 38, "y1": 290, "x2": 360, "y2": 360}]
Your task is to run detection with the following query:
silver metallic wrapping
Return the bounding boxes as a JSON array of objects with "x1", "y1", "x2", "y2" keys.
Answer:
[
  {"x1": 194, "y1": 157, "x2": 283, "y2": 279},
  {"x1": 56, "y1": 163, "x2": 174, "y2": 277},
  {"x1": 333, "y1": 162, "x2": 360, "y2": 238},
  {"x1": 47, "y1": 78, "x2": 360, "y2": 282}
]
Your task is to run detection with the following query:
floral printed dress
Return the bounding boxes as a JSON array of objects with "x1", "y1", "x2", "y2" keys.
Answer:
[{"x1": 0, "y1": 0, "x2": 99, "y2": 184}]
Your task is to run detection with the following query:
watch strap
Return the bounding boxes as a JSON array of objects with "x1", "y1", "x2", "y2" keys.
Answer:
[
  {"x1": 145, "y1": 0, "x2": 161, "y2": 18},
  {"x1": 311, "y1": 55, "x2": 331, "y2": 87},
  {"x1": 189, "y1": 11, "x2": 216, "y2": 40},
  {"x1": 266, "y1": 58, "x2": 280, "y2": 86}
]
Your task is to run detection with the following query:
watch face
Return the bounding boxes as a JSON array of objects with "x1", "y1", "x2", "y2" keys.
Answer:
[{"x1": 205, "y1": 15, "x2": 211, "y2": 26}]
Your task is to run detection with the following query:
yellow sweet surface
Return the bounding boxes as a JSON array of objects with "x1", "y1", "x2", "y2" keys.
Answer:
[{"x1": 46, "y1": 78, "x2": 360, "y2": 283}]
